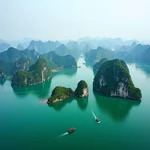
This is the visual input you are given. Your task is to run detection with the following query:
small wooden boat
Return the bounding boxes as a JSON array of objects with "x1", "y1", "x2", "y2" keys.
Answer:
[
  {"x1": 67, "y1": 128, "x2": 76, "y2": 134},
  {"x1": 96, "y1": 118, "x2": 100, "y2": 123}
]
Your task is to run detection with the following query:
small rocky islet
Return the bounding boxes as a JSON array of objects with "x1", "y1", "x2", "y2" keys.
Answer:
[{"x1": 47, "y1": 80, "x2": 88, "y2": 104}]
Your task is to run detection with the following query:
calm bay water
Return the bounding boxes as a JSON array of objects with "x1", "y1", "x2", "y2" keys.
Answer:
[{"x1": 0, "y1": 58, "x2": 150, "y2": 150}]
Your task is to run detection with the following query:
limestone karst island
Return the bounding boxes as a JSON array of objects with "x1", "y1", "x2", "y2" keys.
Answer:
[
  {"x1": 93, "y1": 59, "x2": 142, "y2": 100},
  {"x1": 47, "y1": 80, "x2": 88, "y2": 104}
]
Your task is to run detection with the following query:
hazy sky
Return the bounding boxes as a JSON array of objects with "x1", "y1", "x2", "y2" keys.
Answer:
[{"x1": 0, "y1": 0, "x2": 150, "y2": 41}]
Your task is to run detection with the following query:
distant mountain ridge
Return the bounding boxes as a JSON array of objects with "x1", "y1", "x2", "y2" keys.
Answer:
[
  {"x1": 42, "y1": 51, "x2": 77, "y2": 69},
  {"x1": 0, "y1": 47, "x2": 39, "y2": 63},
  {"x1": 78, "y1": 37, "x2": 139, "y2": 50},
  {"x1": 0, "y1": 43, "x2": 10, "y2": 52},
  {"x1": 27, "y1": 40, "x2": 60, "y2": 54},
  {"x1": 115, "y1": 44, "x2": 150, "y2": 63},
  {"x1": 17, "y1": 44, "x2": 25, "y2": 50},
  {"x1": 85, "y1": 46, "x2": 114, "y2": 63}
]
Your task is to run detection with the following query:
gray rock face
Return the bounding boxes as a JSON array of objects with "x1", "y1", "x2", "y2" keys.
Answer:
[
  {"x1": 75, "y1": 80, "x2": 88, "y2": 98},
  {"x1": 110, "y1": 82, "x2": 129, "y2": 98},
  {"x1": 81, "y1": 88, "x2": 88, "y2": 97},
  {"x1": 0, "y1": 72, "x2": 6, "y2": 78},
  {"x1": 99, "y1": 76, "x2": 129, "y2": 98},
  {"x1": 93, "y1": 59, "x2": 142, "y2": 100},
  {"x1": 99, "y1": 75, "x2": 107, "y2": 86},
  {"x1": 13, "y1": 58, "x2": 31, "y2": 74},
  {"x1": 11, "y1": 58, "x2": 51, "y2": 87}
]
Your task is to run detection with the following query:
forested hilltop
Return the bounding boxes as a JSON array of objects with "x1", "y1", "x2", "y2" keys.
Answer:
[
  {"x1": 93, "y1": 59, "x2": 142, "y2": 100},
  {"x1": 48, "y1": 80, "x2": 88, "y2": 104},
  {"x1": 12, "y1": 58, "x2": 51, "y2": 87}
]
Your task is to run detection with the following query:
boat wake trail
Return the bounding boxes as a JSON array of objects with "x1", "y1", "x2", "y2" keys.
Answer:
[
  {"x1": 91, "y1": 109, "x2": 97, "y2": 119},
  {"x1": 58, "y1": 132, "x2": 68, "y2": 137},
  {"x1": 91, "y1": 109, "x2": 100, "y2": 123}
]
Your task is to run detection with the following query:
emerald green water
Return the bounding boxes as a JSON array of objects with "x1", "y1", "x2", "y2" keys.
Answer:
[{"x1": 0, "y1": 58, "x2": 150, "y2": 150}]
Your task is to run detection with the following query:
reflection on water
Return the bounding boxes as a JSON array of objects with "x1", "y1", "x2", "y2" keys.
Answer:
[
  {"x1": 127, "y1": 61, "x2": 150, "y2": 78},
  {"x1": 48, "y1": 97, "x2": 88, "y2": 111},
  {"x1": 0, "y1": 78, "x2": 6, "y2": 86},
  {"x1": 52, "y1": 68, "x2": 77, "y2": 78},
  {"x1": 12, "y1": 79, "x2": 52, "y2": 99},
  {"x1": 48, "y1": 97, "x2": 74, "y2": 111},
  {"x1": 94, "y1": 92, "x2": 141, "y2": 122},
  {"x1": 76, "y1": 97, "x2": 88, "y2": 111}
]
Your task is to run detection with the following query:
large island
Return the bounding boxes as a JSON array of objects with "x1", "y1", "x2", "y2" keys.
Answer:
[
  {"x1": 11, "y1": 58, "x2": 51, "y2": 87},
  {"x1": 93, "y1": 59, "x2": 142, "y2": 100}
]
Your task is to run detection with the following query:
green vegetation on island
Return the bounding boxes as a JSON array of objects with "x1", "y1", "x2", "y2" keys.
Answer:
[
  {"x1": 13, "y1": 58, "x2": 32, "y2": 74},
  {"x1": 93, "y1": 58, "x2": 108, "y2": 73},
  {"x1": 11, "y1": 58, "x2": 51, "y2": 87},
  {"x1": 47, "y1": 86, "x2": 74, "y2": 104},
  {"x1": 48, "y1": 80, "x2": 88, "y2": 104},
  {"x1": 93, "y1": 59, "x2": 142, "y2": 100},
  {"x1": 0, "y1": 47, "x2": 78, "y2": 78}
]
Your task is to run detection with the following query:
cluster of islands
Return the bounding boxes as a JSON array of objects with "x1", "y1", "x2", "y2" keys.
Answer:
[{"x1": 0, "y1": 38, "x2": 145, "y2": 106}]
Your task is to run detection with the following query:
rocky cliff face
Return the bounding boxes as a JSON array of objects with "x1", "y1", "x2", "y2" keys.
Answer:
[
  {"x1": 11, "y1": 58, "x2": 51, "y2": 87},
  {"x1": 75, "y1": 80, "x2": 88, "y2": 98},
  {"x1": 13, "y1": 58, "x2": 31, "y2": 74},
  {"x1": 0, "y1": 67, "x2": 7, "y2": 78},
  {"x1": 110, "y1": 82, "x2": 129, "y2": 98},
  {"x1": 99, "y1": 76, "x2": 129, "y2": 98},
  {"x1": 81, "y1": 88, "x2": 88, "y2": 97},
  {"x1": 93, "y1": 59, "x2": 142, "y2": 100},
  {"x1": 0, "y1": 71, "x2": 6, "y2": 78}
]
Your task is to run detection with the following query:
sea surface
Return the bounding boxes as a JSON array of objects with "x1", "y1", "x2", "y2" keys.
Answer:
[{"x1": 0, "y1": 57, "x2": 150, "y2": 150}]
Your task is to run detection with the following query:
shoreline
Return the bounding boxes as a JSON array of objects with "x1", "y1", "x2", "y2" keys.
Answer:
[{"x1": 51, "y1": 69, "x2": 62, "y2": 72}]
